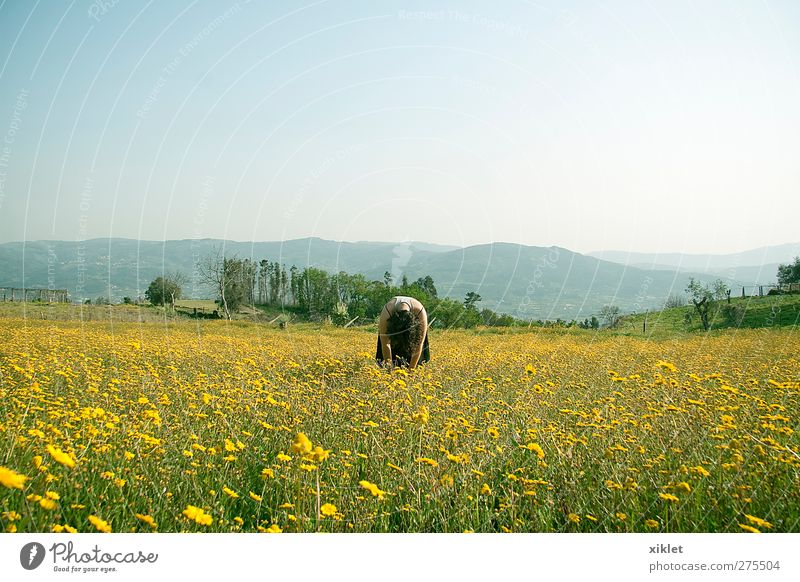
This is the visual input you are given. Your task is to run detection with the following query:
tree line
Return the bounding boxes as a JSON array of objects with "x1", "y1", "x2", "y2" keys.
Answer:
[{"x1": 145, "y1": 248, "x2": 517, "y2": 328}]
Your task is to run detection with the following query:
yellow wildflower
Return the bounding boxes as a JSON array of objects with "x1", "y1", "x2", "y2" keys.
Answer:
[
  {"x1": 744, "y1": 515, "x2": 773, "y2": 529},
  {"x1": 567, "y1": 513, "x2": 580, "y2": 524},
  {"x1": 415, "y1": 457, "x2": 439, "y2": 467},
  {"x1": 291, "y1": 433, "x2": 313, "y2": 455},
  {"x1": 182, "y1": 505, "x2": 213, "y2": 526},
  {"x1": 135, "y1": 514, "x2": 158, "y2": 529},
  {"x1": 88, "y1": 515, "x2": 112, "y2": 533},
  {"x1": 359, "y1": 480, "x2": 386, "y2": 500},
  {"x1": 0, "y1": 466, "x2": 27, "y2": 489},
  {"x1": 46, "y1": 445, "x2": 76, "y2": 469}
]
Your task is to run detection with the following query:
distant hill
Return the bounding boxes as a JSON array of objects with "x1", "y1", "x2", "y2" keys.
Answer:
[
  {"x1": 589, "y1": 242, "x2": 799, "y2": 283},
  {"x1": 0, "y1": 237, "x2": 762, "y2": 319}
]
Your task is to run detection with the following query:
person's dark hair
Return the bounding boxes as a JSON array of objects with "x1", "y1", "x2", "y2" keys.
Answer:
[{"x1": 387, "y1": 310, "x2": 422, "y2": 365}]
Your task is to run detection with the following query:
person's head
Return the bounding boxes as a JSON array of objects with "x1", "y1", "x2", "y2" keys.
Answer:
[{"x1": 387, "y1": 308, "x2": 421, "y2": 364}]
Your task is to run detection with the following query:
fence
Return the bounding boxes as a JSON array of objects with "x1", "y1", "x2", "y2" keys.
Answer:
[
  {"x1": 0, "y1": 287, "x2": 69, "y2": 303},
  {"x1": 739, "y1": 283, "x2": 800, "y2": 297}
]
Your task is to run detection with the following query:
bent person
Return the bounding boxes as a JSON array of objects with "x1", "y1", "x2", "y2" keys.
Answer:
[{"x1": 375, "y1": 295, "x2": 430, "y2": 368}]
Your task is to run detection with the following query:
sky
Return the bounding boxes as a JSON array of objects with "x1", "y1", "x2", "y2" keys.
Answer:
[{"x1": 0, "y1": 0, "x2": 798, "y2": 254}]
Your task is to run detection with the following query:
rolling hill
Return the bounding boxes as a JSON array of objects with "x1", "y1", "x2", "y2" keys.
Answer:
[{"x1": 0, "y1": 237, "x2": 768, "y2": 319}]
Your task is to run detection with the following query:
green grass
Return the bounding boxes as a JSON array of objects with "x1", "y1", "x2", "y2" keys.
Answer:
[{"x1": 616, "y1": 293, "x2": 800, "y2": 339}]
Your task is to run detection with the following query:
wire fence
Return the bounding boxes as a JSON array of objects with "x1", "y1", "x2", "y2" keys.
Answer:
[{"x1": 0, "y1": 287, "x2": 69, "y2": 302}]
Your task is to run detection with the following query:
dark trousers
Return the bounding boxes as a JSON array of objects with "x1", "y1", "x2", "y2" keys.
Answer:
[{"x1": 375, "y1": 333, "x2": 430, "y2": 366}]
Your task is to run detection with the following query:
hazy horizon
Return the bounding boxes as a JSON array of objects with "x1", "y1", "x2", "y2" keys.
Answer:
[
  {"x1": 2, "y1": 234, "x2": 799, "y2": 261},
  {"x1": 1, "y1": 1, "x2": 798, "y2": 254}
]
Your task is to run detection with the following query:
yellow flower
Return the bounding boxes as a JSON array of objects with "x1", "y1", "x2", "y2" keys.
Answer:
[
  {"x1": 291, "y1": 432, "x2": 313, "y2": 455},
  {"x1": 690, "y1": 465, "x2": 711, "y2": 477},
  {"x1": 567, "y1": 513, "x2": 580, "y2": 524},
  {"x1": 487, "y1": 427, "x2": 500, "y2": 438},
  {"x1": 738, "y1": 524, "x2": 761, "y2": 533},
  {"x1": 39, "y1": 498, "x2": 57, "y2": 510},
  {"x1": 446, "y1": 452, "x2": 467, "y2": 464},
  {"x1": 46, "y1": 445, "x2": 76, "y2": 469},
  {"x1": 0, "y1": 466, "x2": 27, "y2": 489},
  {"x1": 88, "y1": 515, "x2": 112, "y2": 533},
  {"x1": 415, "y1": 457, "x2": 439, "y2": 467},
  {"x1": 522, "y1": 443, "x2": 545, "y2": 459},
  {"x1": 223, "y1": 486, "x2": 239, "y2": 499},
  {"x1": 182, "y1": 505, "x2": 213, "y2": 526},
  {"x1": 309, "y1": 446, "x2": 330, "y2": 463},
  {"x1": 655, "y1": 360, "x2": 677, "y2": 373},
  {"x1": 261, "y1": 468, "x2": 275, "y2": 479},
  {"x1": 265, "y1": 524, "x2": 282, "y2": 533},
  {"x1": 277, "y1": 453, "x2": 292, "y2": 462},
  {"x1": 412, "y1": 406, "x2": 429, "y2": 425},
  {"x1": 135, "y1": 514, "x2": 158, "y2": 529},
  {"x1": 525, "y1": 364, "x2": 537, "y2": 375},
  {"x1": 249, "y1": 491, "x2": 262, "y2": 502},
  {"x1": 744, "y1": 515, "x2": 773, "y2": 529},
  {"x1": 321, "y1": 503, "x2": 337, "y2": 517},
  {"x1": 659, "y1": 493, "x2": 679, "y2": 503},
  {"x1": 480, "y1": 483, "x2": 492, "y2": 495},
  {"x1": 359, "y1": 480, "x2": 386, "y2": 500},
  {"x1": 52, "y1": 524, "x2": 77, "y2": 533},
  {"x1": 645, "y1": 519, "x2": 659, "y2": 529}
]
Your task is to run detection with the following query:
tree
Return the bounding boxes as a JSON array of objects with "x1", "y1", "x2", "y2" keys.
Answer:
[
  {"x1": 777, "y1": 256, "x2": 800, "y2": 285},
  {"x1": 414, "y1": 276, "x2": 438, "y2": 299},
  {"x1": 464, "y1": 292, "x2": 482, "y2": 309},
  {"x1": 664, "y1": 294, "x2": 685, "y2": 309},
  {"x1": 599, "y1": 305, "x2": 620, "y2": 328},
  {"x1": 432, "y1": 298, "x2": 465, "y2": 328},
  {"x1": 686, "y1": 278, "x2": 726, "y2": 331},
  {"x1": 198, "y1": 248, "x2": 245, "y2": 319},
  {"x1": 145, "y1": 274, "x2": 183, "y2": 308},
  {"x1": 712, "y1": 279, "x2": 730, "y2": 301},
  {"x1": 258, "y1": 260, "x2": 268, "y2": 304}
]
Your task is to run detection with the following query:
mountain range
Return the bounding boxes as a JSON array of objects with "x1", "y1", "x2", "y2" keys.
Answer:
[{"x1": 0, "y1": 238, "x2": 793, "y2": 320}]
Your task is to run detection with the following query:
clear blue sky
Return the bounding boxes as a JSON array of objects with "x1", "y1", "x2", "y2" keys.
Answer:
[{"x1": 0, "y1": 0, "x2": 798, "y2": 253}]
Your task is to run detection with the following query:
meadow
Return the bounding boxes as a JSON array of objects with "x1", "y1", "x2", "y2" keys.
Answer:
[{"x1": 1, "y1": 308, "x2": 798, "y2": 533}]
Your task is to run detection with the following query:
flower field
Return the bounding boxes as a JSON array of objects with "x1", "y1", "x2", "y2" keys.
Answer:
[{"x1": 1, "y1": 315, "x2": 798, "y2": 533}]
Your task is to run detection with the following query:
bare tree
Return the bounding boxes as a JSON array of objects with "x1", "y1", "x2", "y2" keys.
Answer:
[
  {"x1": 198, "y1": 247, "x2": 231, "y2": 319},
  {"x1": 664, "y1": 294, "x2": 685, "y2": 309},
  {"x1": 599, "y1": 305, "x2": 621, "y2": 328},
  {"x1": 167, "y1": 271, "x2": 187, "y2": 309}
]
